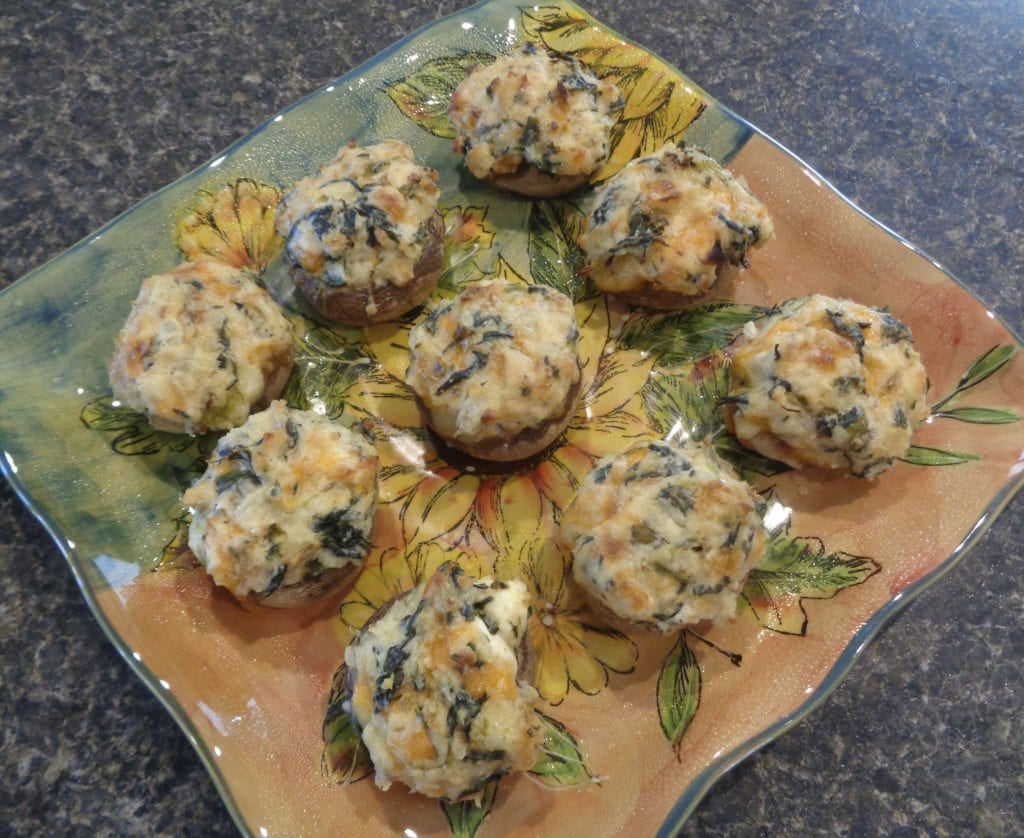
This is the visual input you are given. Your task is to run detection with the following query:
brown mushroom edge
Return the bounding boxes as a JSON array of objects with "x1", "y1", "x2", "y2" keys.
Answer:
[
  {"x1": 253, "y1": 563, "x2": 361, "y2": 609},
  {"x1": 418, "y1": 370, "x2": 583, "y2": 465},
  {"x1": 291, "y1": 211, "x2": 445, "y2": 327},
  {"x1": 488, "y1": 162, "x2": 591, "y2": 198}
]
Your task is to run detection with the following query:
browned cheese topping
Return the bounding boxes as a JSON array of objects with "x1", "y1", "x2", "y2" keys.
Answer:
[
  {"x1": 345, "y1": 562, "x2": 541, "y2": 800},
  {"x1": 275, "y1": 140, "x2": 441, "y2": 303},
  {"x1": 579, "y1": 144, "x2": 773, "y2": 298},
  {"x1": 183, "y1": 401, "x2": 378, "y2": 598},
  {"x1": 562, "y1": 440, "x2": 766, "y2": 632},
  {"x1": 727, "y1": 295, "x2": 929, "y2": 478},
  {"x1": 406, "y1": 280, "x2": 580, "y2": 449},
  {"x1": 449, "y1": 42, "x2": 622, "y2": 181},
  {"x1": 108, "y1": 260, "x2": 293, "y2": 434}
]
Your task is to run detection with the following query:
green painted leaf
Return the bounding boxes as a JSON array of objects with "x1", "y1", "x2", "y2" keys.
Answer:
[
  {"x1": 656, "y1": 634, "x2": 701, "y2": 752},
  {"x1": 957, "y1": 344, "x2": 1016, "y2": 391},
  {"x1": 321, "y1": 664, "x2": 374, "y2": 785},
  {"x1": 741, "y1": 534, "x2": 881, "y2": 635},
  {"x1": 529, "y1": 711, "x2": 595, "y2": 788},
  {"x1": 712, "y1": 432, "x2": 792, "y2": 480},
  {"x1": 617, "y1": 302, "x2": 765, "y2": 367},
  {"x1": 441, "y1": 779, "x2": 499, "y2": 838},
  {"x1": 933, "y1": 406, "x2": 1020, "y2": 424},
  {"x1": 283, "y1": 325, "x2": 372, "y2": 419},
  {"x1": 155, "y1": 510, "x2": 198, "y2": 570},
  {"x1": 932, "y1": 344, "x2": 1017, "y2": 412},
  {"x1": 641, "y1": 354, "x2": 729, "y2": 441},
  {"x1": 900, "y1": 445, "x2": 980, "y2": 466},
  {"x1": 528, "y1": 200, "x2": 599, "y2": 303},
  {"x1": 438, "y1": 205, "x2": 498, "y2": 295},
  {"x1": 387, "y1": 51, "x2": 494, "y2": 138},
  {"x1": 79, "y1": 397, "x2": 216, "y2": 457}
]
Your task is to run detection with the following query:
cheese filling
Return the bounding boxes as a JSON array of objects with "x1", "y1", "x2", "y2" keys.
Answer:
[
  {"x1": 406, "y1": 281, "x2": 580, "y2": 445},
  {"x1": 727, "y1": 295, "x2": 929, "y2": 478},
  {"x1": 562, "y1": 440, "x2": 766, "y2": 632},
  {"x1": 579, "y1": 143, "x2": 774, "y2": 296},
  {"x1": 108, "y1": 260, "x2": 293, "y2": 434},
  {"x1": 345, "y1": 562, "x2": 541, "y2": 800},
  {"x1": 275, "y1": 140, "x2": 441, "y2": 292},
  {"x1": 183, "y1": 401, "x2": 378, "y2": 598},
  {"x1": 449, "y1": 42, "x2": 622, "y2": 180}
]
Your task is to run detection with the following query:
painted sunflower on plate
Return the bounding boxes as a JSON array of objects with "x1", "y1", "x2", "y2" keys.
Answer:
[{"x1": 326, "y1": 205, "x2": 651, "y2": 702}]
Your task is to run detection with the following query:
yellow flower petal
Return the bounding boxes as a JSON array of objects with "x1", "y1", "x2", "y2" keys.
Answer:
[
  {"x1": 661, "y1": 80, "x2": 706, "y2": 140},
  {"x1": 337, "y1": 600, "x2": 379, "y2": 634},
  {"x1": 175, "y1": 179, "x2": 282, "y2": 273},
  {"x1": 577, "y1": 621, "x2": 638, "y2": 674},
  {"x1": 401, "y1": 470, "x2": 478, "y2": 547},
  {"x1": 378, "y1": 462, "x2": 427, "y2": 505},
  {"x1": 580, "y1": 349, "x2": 655, "y2": 418},
  {"x1": 594, "y1": 120, "x2": 644, "y2": 182},
  {"x1": 367, "y1": 391, "x2": 422, "y2": 429},
  {"x1": 474, "y1": 474, "x2": 546, "y2": 557},
  {"x1": 531, "y1": 627, "x2": 571, "y2": 705},
  {"x1": 522, "y1": 8, "x2": 604, "y2": 53},
  {"x1": 563, "y1": 631, "x2": 609, "y2": 694},
  {"x1": 237, "y1": 193, "x2": 270, "y2": 267},
  {"x1": 212, "y1": 194, "x2": 247, "y2": 265},
  {"x1": 535, "y1": 444, "x2": 594, "y2": 512},
  {"x1": 336, "y1": 542, "x2": 484, "y2": 638},
  {"x1": 567, "y1": 407, "x2": 655, "y2": 460},
  {"x1": 406, "y1": 539, "x2": 484, "y2": 582},
  {"x1": 525, "y1": 10, "x2": 640, "y2": 74},
  {"x1": 575, "y1": 296, "x2": 610, "y2": 393},
  {"x1": 349, "y1": 367, "x2": 421, "y2": 429},
  {"x1": 620, "y1": 66, "x2": 672, "y2": 121},
  {"x1": 363, "y1": 321, "x2": 414, "y2": 382},
  {"x1": 519, "y1": 536, "x2": 571, "y2": 604},
  {"x1": 183, "y1": 224, "x2": 235, "y2": 264}
]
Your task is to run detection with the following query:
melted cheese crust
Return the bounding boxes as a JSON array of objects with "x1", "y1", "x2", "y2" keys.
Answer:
[
  {"x1": 578, "y1": 144, "x2": 774, "y2": 296},
  {"x1": 449, "y1": 43, "x2": 622, "y2": 181},
  {"x1": 406, "y1": 281, "x2": 580, "y2": 446},
  {"x1": 108, "y1": 260, "x2": 293, "y2": 434},
  {"x1": 727, "y1": 295, "x2": 929, "y2": 478},
  {"x1": 562, "y1": 440, "x2": 766, "y2": 632},
  {"x1": 275, "y1": 140, "x2": 441, "y2": 296},
  {"x1": 345, "y1": 563, "x2": 541, "y2": 800},
  {"x1": 183, "y1": 401, "x2": 378, "y2": 598}
]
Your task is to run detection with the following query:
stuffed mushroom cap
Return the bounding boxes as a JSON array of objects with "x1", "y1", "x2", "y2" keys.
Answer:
[
  {"x1": 275, "y1": 140, "x2": 443, "y2": 324},
  {"x1": 578, "y1": 143, "x2": 773, "y2": 308},
  {"x1": 561, "y1": 440, "x2": 766, "y2": 632},
  {"x1": 344, "y1": 562, "x2": 542, "y2": 800},
  {"x1": 182, "y1": 401, "x2": 378, "y2": 605},
  {"x1": 108, "y1": 260, "x2": 293, "y2": 435},
  {"x1": 449, "y1": 42, "x2": 622, "y2": 196},
  {"x1": 725, "y1": 294, "x2": 929, "y2": 478},
  {"x1": 406, "y1": 280, "x2": 582, "y2": 461}
]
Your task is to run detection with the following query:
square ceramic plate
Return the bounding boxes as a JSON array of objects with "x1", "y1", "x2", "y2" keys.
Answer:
[{"x1": 1, "y1": 1, "x2": 1022, "y2": 835}]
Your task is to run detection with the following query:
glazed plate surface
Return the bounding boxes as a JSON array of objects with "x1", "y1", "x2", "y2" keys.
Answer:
[{"x1": 1, "y1": 1, "x2": 1022, "y2": 835}]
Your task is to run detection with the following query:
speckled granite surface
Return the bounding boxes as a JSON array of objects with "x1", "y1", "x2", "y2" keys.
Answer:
[{"x1": 1, "y1": 0, "x2": 1021, "y2": 834}]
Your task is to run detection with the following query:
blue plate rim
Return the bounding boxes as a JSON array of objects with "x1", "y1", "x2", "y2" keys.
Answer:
[{"x1": 1, "y1": 1, "x2": 1022, "y2": 835}]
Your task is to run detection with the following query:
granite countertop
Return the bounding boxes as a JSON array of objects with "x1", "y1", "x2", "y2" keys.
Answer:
[{"x1": 1, "y1": 0, "x2": 1021, "y2": 834}]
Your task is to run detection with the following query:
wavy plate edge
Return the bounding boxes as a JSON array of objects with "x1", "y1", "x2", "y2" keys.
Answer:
[{"x1": 1, "y1": 0, "x2": 1022, "y2": 835}]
